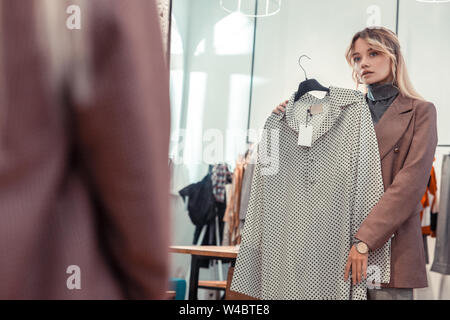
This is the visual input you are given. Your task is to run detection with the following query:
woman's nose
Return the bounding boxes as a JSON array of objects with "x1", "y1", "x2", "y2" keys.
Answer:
[{"x1": 360, "y1": 57, "x2": 370, "y2": 68}]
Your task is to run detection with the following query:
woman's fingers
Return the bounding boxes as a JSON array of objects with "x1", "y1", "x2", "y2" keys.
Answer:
[
  {"x1": 362, "y1": 259, "x2": 367, "y2": 281},
  {"x1": 356, "y1": 260, "x2": 361, "y2": 284},
  {"x1": 344, "y1": 258, "x2": 351, "y2": 281},
  {"x1": 272, "y1": 100, "x2": 289, "y2": 114},
  {"x1": 352, "y1": 261, "x2": 357, "y2": 285},
  {"x1": 273, "y1": 105, "x2": 286, "y2": 114}
]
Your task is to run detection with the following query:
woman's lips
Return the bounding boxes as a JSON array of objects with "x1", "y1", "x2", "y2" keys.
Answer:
[{"x1": 362, "y1": 72, "x2": 373, "y2": 77}]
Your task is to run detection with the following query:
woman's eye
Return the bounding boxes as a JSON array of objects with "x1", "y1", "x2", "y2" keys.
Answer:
[
  {"x1": 370, "y1": 51, "x2": 378, "y2": 57},
  {"x1": 353, "y1": 57, "x2": 360, "y2": 62}
]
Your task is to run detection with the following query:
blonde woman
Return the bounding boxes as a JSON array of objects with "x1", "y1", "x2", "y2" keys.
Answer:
[{"x1": 273, "y1": 27, "x2": 438, "y2": 300}]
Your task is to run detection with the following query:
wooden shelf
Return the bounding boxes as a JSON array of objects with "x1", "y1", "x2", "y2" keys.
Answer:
[
  {"x1": 198, "y1": 280, "x2": 227, "y2": 290},
  {"x1": 169, "y1": 245, "x2": 239, "y2": 259}
]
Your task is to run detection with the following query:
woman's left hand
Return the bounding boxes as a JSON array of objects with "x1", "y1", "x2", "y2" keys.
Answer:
[{"x1": 344, "y1": 245, "x2": 369, "y2": 285}]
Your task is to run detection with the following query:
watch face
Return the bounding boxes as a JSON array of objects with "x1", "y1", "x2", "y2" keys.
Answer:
[{"x1": 357, "y1": 242, "x2": 368, "y2": 253}]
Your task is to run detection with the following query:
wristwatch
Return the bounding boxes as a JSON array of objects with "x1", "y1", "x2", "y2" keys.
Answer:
[{"x1": 355, "y1": 240, "x2": 369, "y2": 254}]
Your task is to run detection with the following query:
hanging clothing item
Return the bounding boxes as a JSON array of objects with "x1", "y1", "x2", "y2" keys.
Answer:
[
  {"x1": 420, "y1": 161, "x2": 438, "y2": 265},
  {"x1": 420, "y1": 162, "x2": 438, "y2": 237},
  {"x1": 179, "y1": 172, "x2": 216, "y2": 227},
  {"x1": 431, "y1": 154, "x2": 450, "y2": 274},
  {"x1": 211, "y1": 163, "x2": 233, "y2": 203},
  {"x1": 192, "y1": 201, "x2": 226, "y2": 247},
  {"x1": 179, "y1": 169, "x2": 226, "y2": 268},
  {"x1": 366, "y1": 82, "x2": 399, "y2": 125},
  {"x1": 222, "y1": 183, "x2": 233, "y2": 246},
  {"x1": 230, "y1": 86, "x2": 391, "y2": 300},
  {"x1": 178, "y1": 168, "x2": 226, "y2": 244},
  {"x1": 223, "y1": 158, "x2": 245, "y2": 246},
  {"x1": 239, "y1": 147, "x2": 257, "y2": 232},
  {"x1": 422, "y1": 234, "x2": 430, "y2": 265}
]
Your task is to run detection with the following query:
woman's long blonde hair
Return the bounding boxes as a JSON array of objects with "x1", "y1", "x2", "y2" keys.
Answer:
[{"x1": 345, "y1": 26, "x2": 424, "y2": 101}]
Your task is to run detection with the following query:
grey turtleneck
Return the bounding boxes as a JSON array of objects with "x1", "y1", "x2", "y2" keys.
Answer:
[{"x1": 365, "y1": 82, "x2": 400, "y2": 125}]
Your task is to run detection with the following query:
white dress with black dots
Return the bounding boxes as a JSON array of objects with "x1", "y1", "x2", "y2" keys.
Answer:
[{"x1": 230, "y1": 86, "x2": 391, "y2": 300}]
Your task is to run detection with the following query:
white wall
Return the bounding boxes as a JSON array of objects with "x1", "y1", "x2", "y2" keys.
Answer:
[{"x1": 398, "y1": 0, "x2": 450, "y2": 146}]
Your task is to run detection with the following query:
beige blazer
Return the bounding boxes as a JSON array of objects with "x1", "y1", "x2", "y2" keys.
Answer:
[
  {"x1": 0, "y1": 0, "x2": 171, "y2": 299},
  {"x1": 355, "y1": 93, "x2": 438, "y2": 288}
]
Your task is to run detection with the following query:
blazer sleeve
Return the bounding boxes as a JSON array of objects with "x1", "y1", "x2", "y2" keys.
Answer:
[
  {"x1": 69, "y1": 0, "x2": 171, "y2": 299},
  {"x1": 355, "y1": 102, "x2": 438, "y2": 251}
]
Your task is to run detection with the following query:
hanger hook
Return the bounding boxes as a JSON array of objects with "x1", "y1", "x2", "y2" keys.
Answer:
[{"x1": 298, "y1": 54, "x2": 311, "y2": 80}]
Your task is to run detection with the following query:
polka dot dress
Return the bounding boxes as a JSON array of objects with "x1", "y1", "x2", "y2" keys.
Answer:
[{"x1": 230, "y1": 86, "x2": 391, "y2": 300}]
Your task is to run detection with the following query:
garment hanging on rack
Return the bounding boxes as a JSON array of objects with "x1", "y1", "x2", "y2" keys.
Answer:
[
  {"x1": 420, "y1": 162, "x2": 438, "y2": 237},
  {"x1": 211, "y1": 163, "x2": 233, "y2": 203},
  {"x1": 431, "y1": 154, "x2": 450, "y2": 274},
  {"x1": 420, "y1": 163, "x2": 438, "y2": 265},
  {"x1": 178, "y1": 166, "x2": 229, "y2": 268},
  {"x1": 230, "y1": 86, "x2": 391, "y2": 300},
  {"x1": 222, "y1": 183, "x2": 233, "y2": 246},
  {"x1": 239, "y1": 145, "x2": 258, "y2": 232},
  {"x1": 223, "y1": 158, "x2": 245, "y2": 246},
  {"x1": 222, "y1": 145, "x2": 259, "y2": 246}
]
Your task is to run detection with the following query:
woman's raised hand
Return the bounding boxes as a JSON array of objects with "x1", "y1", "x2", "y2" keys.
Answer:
[{"x1": 272, "y1": 100, "x2": 289, "y2": 114}]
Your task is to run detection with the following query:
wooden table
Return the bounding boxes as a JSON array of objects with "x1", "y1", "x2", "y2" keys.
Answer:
[{"x1": 169, "y1": 245, "x2": 239, "y2": 300}]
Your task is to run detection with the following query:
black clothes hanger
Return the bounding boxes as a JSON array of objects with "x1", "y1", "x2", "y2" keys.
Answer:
[{"x1": 294, "y1": 54, "x2": 329, "y2": 102}]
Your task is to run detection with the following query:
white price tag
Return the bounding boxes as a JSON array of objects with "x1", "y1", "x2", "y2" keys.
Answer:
[{"x1": 298, "y1": 124, "x2": 313, "y2": 147}]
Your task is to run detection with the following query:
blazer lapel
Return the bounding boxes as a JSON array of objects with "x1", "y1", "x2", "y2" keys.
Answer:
[{"x1": 374, "y1": 93, "x2": 414, "y2": 160}]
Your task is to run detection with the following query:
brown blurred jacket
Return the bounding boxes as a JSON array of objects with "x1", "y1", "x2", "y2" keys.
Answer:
[
  {"x1": 0, "y1": 0, "x2": 171, "y2": 299},
  {"x1": 355, "y1": 93, "x2": 438, "y2": 288}
]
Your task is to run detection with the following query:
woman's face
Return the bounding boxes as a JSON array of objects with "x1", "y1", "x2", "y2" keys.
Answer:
[{"x1": 351, "y1": 37, "x2": 393, "y2": 85}]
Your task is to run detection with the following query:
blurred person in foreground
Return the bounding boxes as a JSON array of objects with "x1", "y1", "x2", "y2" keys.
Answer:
[{"x1": 0, "y1": 0, "x2": 171, "y2": 299}]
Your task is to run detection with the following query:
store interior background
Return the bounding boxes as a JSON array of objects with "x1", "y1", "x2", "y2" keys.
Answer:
[{"x1": 168, "y1": 0, "x2": 450, "y2": 299}]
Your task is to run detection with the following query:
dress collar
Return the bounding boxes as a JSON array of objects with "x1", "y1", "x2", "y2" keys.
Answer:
[
  {"x1": 279, "y1": 86, "x2": 363, "y2": 145},
  {"x1": 366, "y1": 82, "x2": 399, "y2": 102}
]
